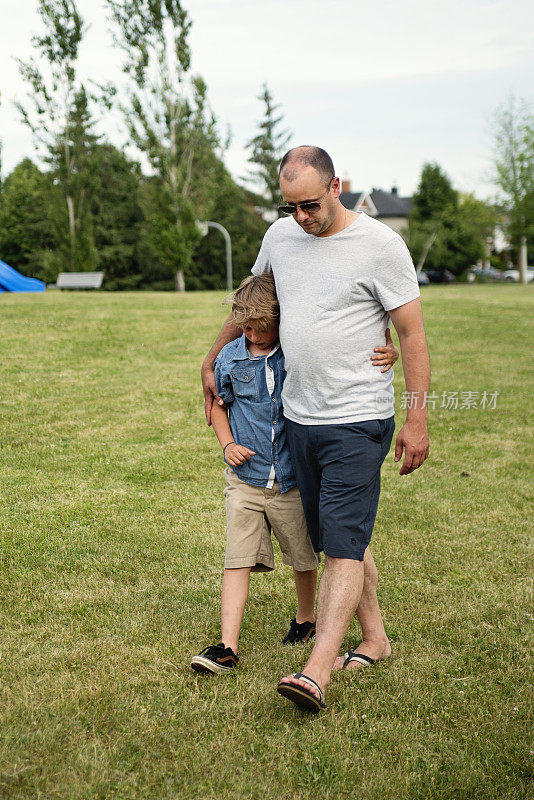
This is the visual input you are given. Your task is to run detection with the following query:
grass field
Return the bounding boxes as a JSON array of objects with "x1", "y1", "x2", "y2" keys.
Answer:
[{"x1": 0, "y1": 286, "x2": 532, "y2": 800}]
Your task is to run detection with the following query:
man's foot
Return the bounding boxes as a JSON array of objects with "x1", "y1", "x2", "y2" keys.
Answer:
[
  {"x1": 277, "y1": 672, "x2": 326, "y2": 712},
  {"x1": 332, "y1": 637, "x2": 391, "y2": 671},
  {"x1": 277, "y1": 668, "x2": 327, "y2": 704},
  {"x1": 282, "y1": 618, "x2": 316, "y2": 645},
  {"x1": 190, "y1": 643, "x2": 239, "y2": 674}
]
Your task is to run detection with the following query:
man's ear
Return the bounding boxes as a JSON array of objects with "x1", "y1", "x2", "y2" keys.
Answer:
[{"x1": 331, "y1": 176, "x2": 341, "y2": 198}]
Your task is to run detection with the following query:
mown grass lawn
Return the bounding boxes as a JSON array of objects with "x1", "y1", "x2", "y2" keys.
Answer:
[{"x1": 0, "y1": 286, "x2": 532, "y2": 800}]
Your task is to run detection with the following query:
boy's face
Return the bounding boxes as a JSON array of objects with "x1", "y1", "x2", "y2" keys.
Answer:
[{"x1": 242, "y1": 322, "x2": 279, "y2": 351}]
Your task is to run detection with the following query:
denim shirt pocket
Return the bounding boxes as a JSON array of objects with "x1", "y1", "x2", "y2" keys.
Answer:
[{"x1": 230, "y1": 367, "x2": 259, "y2": 402}]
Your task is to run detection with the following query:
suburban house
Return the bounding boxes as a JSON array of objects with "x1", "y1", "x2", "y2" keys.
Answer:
[{"x1": 339, "y1": 181, "x2": 412, "y2": 240}]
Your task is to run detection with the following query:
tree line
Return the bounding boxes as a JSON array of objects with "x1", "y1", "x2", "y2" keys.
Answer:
[
  {"x1": 408, "y1": 97, "x2": 534, "y2": 277},
  {"x1": 0, "y1": 0, "x2": 281, "y2": 290},
  {"x1": 0, "y1": 0, "x2": 532, "y2": 288}
]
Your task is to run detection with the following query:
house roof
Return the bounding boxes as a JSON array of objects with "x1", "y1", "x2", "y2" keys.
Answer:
[{"x1": 340, "y1": 189, "x2": 412, "y2": 218}]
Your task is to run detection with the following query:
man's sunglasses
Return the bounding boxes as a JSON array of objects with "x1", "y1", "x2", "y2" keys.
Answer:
[{"x1": 278, "y1": 177, "x2": 333, "y2": 216}]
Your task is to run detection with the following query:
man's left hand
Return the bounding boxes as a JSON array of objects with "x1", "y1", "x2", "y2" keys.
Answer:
[{"x1": 394, "y1": 419, "x2": 429, "y2": 475}]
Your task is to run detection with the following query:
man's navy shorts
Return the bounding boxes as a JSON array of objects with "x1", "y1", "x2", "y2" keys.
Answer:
[{"x1": 285, "y1": 417, "x2": 395, "y2": 561}]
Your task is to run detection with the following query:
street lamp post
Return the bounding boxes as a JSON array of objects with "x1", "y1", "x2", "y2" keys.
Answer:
[{"x1": 198, "y1": 221, "x2": 233, "y2": 292}]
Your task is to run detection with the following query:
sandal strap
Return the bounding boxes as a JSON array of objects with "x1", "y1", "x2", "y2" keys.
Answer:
[
  {"x1": 343, "y1": 650, "x2": 375, "y2": 669},
  {"x1": 293, "y1": 672, "x2": 325, "y2": 702}
]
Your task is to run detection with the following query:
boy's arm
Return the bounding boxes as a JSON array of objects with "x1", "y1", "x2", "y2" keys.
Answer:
[
  {"x1": 201, "y1": 314, "x2": 242, "y2": 426},
  {"x1": 371, "y1": 327, "x2": 399, "y2": 373},
  {"x1": 211, "y1": 402, "x2": 256, "y2": 467}
]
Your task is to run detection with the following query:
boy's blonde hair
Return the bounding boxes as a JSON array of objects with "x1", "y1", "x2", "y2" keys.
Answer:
[{"x1": 226, "y1": 273, "x2": 279, "y2": 332}]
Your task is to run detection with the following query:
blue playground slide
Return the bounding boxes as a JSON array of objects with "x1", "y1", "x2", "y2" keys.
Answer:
[{"x1": 0, "y1": 260, "x2": 45, "y2": 292}]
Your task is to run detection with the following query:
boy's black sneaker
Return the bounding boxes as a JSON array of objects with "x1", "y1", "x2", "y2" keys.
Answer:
[
  {"x1": 282, "y1": 619, "x2": 316, "y2": 645},
  {"x1": 190, "y1": 643, "x2": 239, "y2": 674}
]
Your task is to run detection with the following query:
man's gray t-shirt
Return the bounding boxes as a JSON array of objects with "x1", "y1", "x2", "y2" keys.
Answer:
[{"x1": 251, "y1": 212, "x2": 420, "y2": 425}]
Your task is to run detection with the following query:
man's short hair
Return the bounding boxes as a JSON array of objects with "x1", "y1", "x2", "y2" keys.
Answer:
[
  {"x1": 279, "y1": 145, "x2": 335, "y2": 184},
  {"x1": 226, "y1": 273, "x2": 279, "y2": 332}
]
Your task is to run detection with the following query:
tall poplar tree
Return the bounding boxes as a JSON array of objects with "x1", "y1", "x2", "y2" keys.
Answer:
[
  {"x1": 15, "y1": 0, "x2": 99, "y2": 270},
  {"x1": 48, "y1": 86, "x2": 102, "y2": 271},
  {"x1": 107, "y1": 0, "x2": 222, "y2": 290}
]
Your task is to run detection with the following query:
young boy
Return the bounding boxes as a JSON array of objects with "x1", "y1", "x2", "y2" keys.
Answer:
[{"x1": 190, "y1": 274, "x2": 397, "y2": 675}]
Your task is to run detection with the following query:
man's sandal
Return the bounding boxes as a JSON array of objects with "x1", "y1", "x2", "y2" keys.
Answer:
[
  {"x1": 277, "y1": 672, "x2": 326, "y2": 712},
  {"x1": 342, "y1": 650, "x2": 375, "y2": 669}
]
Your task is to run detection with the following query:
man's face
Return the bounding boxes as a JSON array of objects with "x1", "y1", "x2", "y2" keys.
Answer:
[{"x1": 279, "y1": 166, "x2": 339, "y2": 237}]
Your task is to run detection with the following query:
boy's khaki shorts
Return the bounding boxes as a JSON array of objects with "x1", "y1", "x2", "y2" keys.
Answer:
[{"x1": 223, "y1": 467, "x2": 319, "y2": 573}]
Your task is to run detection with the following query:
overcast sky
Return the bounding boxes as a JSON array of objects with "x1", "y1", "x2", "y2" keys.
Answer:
[{"x1": 1, "y1": 0, "x2": 533, "y2": 198}]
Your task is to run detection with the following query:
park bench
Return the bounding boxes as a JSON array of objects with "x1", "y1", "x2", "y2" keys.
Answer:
[{"x1": 48, "y1": 272, "x2": 104, "y2": 290}]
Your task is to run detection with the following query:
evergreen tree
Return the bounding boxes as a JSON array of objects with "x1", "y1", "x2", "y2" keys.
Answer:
[
  {"x1": 246, "y1": 84, "x2": 291, "y2": 215},
  {"x1": 90, "y1": 144, "x2": 144, "y2": 289}
]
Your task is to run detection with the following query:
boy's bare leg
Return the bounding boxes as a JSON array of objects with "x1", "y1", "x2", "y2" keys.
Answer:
[
  {"x1": 332, "y1": 547, "x2": 391, "y2": 670},
  {"x1": 279, "y1": 556, "x2": 364, "y2": 699},
  {"x1": 293, "y1": 567, "x2": 317, "y2": 623},
  {"x1": 221, "y1": 567, "x2": 251, "y2": 653}
]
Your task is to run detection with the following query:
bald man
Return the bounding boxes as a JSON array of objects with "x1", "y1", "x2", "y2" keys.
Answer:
[{"x1": 202, "y1": 146, "x2": 430, "y2": 713}]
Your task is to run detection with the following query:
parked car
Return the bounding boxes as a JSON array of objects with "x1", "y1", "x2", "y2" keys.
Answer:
[
  {"x1": 424, "y1": 269, "x2": 455, "y2": 284},
  {"x1": 466, "y1": 265, "x2": 504, "y2": 282},
  {"x1": 501, "y1": 267, "x2": 534, "y2": 283},
  {"x1": 417, "y1": 271, "x2": 430, "y2": 285}
]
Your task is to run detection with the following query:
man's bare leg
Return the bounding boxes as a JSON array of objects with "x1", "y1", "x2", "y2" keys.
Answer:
[
  {"x1": 332, "y1": 547, "x2": 391, "y2": 671},
  {"x1": 278, "y1": 556, "x2": 364, "y2": 700}
]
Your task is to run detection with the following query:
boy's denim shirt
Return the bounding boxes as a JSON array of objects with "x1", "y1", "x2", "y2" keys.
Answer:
[{"x1": 214, "y1": 334, "x2": 296, "y2": 493}]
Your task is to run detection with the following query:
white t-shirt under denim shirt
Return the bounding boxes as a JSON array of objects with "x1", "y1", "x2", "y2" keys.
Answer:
[{"x1": 251, "y1": 212, "x2": 420, "y2": 425}]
